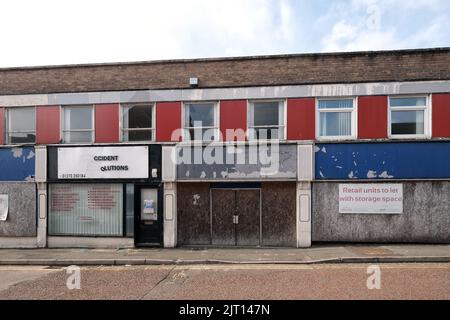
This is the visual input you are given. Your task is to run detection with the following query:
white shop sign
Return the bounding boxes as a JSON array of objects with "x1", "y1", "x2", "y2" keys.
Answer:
[
  {"x1": 58, "y1": 146, "x2": 149, "y2": 179},
  {"x1": 339, "y1": 184, "x2": 403, "y2": 214},
  {"x1": 0, "y1": 195, "x2": 8, "y2": 221}
]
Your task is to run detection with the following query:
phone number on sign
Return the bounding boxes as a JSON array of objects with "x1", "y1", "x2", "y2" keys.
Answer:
[{"x1": 60, "y1": 173, "x2": 86, "y2": 179}]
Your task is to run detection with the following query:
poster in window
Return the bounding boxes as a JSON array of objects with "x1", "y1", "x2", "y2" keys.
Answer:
[
  {"x1": 142, "y1": 199, "x2": 157, "y2": 221},
  {"x1": 0, "y1": 195, "x2": 9, "y2": 222}
]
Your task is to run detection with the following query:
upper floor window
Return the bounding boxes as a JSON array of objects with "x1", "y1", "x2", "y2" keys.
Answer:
[
  {"x1": 317, "y1": 98, "x2": 355, "y2": 139},
  {"x1": 248, "y1": 101, "x2": 285, "y2": 140},
  {"x1": 6, "y1": 107, "x2": 36, "y2": 144},
  {"x1": 184, "y1": 102, "x2": 218, "y2": 141},
  {"x1": 122, "y1": 104, "x2": 154, "y2": 142},
  {"x1": 389, "y1": 96, "x2": 429, "y2": 137},
  {"x1": 63, "y1": 105, "x2": 93, "y2": 143}
]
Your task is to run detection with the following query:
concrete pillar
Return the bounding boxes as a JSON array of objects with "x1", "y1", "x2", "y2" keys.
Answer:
[
  {"x1": 35, "y1": 146, "x2": 47, "y2": 248},
  {"x1": 162, "y1": 146, "x2": 177, "y2": 248},
  {"x1": 163, "y1": 182, "x2": 177, "y2": 248},
  {"x1": 297, "y1": 182, "x2": 312, "y2": 248},
  {"x1": 37, "y1": 182, "x2": 47, "y2": 248},
  {"x1": 297, "y1": 144, "x2": 314, "y2": 248}
]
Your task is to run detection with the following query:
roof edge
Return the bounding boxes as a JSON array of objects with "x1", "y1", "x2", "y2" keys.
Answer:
[{"x1": 1, "y1": 47, "x2": 449, "y2": 72}]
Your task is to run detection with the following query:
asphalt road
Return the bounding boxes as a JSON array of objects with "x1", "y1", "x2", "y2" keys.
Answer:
[{"x1": 0, "y1": 263, "x2": 448, "y2": 300}]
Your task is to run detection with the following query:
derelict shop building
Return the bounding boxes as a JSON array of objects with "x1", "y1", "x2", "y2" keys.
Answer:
[{"x1": 0, "y1": 47, "x2": 449, "y2": 248}]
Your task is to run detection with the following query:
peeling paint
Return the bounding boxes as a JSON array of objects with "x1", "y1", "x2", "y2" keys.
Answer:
[
  {"x1": 348, "y1": 171, "x2": 355, "y2": 179},
  {"x1": 367, "y1": 170, "x2": 377, "y2": 179},
  {"x1": 316, "y1": 142, "x2": 450, "y2": 180},
  {"x1": 379, "y1": 171, "x2": 394, "y2": 179},
  {"x1": 11, "y1": 148, "x2": 23, "y2": 158},
  {"x1": 1, "y1": 147, "x2": 35, "y2": 181}
]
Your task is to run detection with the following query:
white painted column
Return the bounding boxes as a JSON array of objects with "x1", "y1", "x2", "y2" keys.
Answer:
[
  {"x1": 297, "y1": 182, "x2": 312, "y2": 248},
  {"x1": 297, "y1": 144, "x2": 314, "y2": 248},
  {"x1": 162, "y1": 146, "x2": 177, "y2": 248},
  {"x1": 35, "y1": 146, "x2": 47, "y2": 248}
]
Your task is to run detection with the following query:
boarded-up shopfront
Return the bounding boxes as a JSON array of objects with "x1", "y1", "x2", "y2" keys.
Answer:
[{"x1": 175, "y1": 144, "x2": 302, "y2": 247}]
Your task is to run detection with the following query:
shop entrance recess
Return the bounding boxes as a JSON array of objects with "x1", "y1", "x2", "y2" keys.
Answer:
[{"x1": 210, "y1": 183, "x2": 261, "y2": 246}]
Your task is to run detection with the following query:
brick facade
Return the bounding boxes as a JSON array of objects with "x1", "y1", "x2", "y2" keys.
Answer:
[{"x1": 0, "y1": 48, "x2": 449, "y2": 95}]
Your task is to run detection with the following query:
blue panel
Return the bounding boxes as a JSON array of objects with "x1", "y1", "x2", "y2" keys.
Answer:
[
  {"x1": 315, "y1": 142, "x2": 450, "y2": 180},
  {"x1": 0, "y1": 147, "x2": 35, "y2": 181}
]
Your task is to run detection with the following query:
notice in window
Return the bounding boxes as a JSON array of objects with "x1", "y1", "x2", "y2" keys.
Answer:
[
  {"x1": 0, "y1": 195, "x2": 8, "y2": 221},
  {"x1": 339, "y1": 184, "x2": 403, "y2": 214}
]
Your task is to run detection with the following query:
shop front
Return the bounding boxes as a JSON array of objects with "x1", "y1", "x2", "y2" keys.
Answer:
[
  {"x1": 171, "y1": 143, "x2": 313, "y2": 248},
  {"x1": 46, "y1": 145, "x2": 163, "y2": 248},
  {"x1": 0, "y1": 146, "x2": 39, "y2": 248}
]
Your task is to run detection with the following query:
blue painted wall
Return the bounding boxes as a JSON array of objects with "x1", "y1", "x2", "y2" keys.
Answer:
[
  {"x1": 0, "y1": 147, "x2": 35, "y2": 181},
  {"x1": 315, "y1": 142, "x2": 450, "y2": 180}
]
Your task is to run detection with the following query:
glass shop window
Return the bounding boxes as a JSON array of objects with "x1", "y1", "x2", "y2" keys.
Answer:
[
  {"x1": 248, "y1": 101, "x2": 285, "y2": 140},
  {"x1": 63, "y1": 105, "x2": 94, "y2": 143},
  {"x1": 317, "y1": 99, "x2": 355, "y2": 138},
  {"x1": 6, "y1": 107, "x2": 36, "y2": 144},
  {"x1": 48, "y1": 184, "x2": 123, "y2": 236},
  {"x1": 122, "y1": 104, "x2": 154, "y2": 142},
  {"x1": 184, "y1": 102, "x2": 218, "y2": 141},
  {"x1": 389, "y1": 96, "x2": 429, "y2": 137}
]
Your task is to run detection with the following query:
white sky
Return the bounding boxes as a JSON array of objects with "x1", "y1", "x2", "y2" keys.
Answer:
[{"x1": 0, "y1": 0, "x2": 449, "y2": 67}]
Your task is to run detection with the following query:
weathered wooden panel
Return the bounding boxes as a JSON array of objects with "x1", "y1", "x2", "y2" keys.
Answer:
[
  {"x1": 236, "y1": 190, "x2": 260, "y2": 246},
  {"x1": 211, "y1": 189, "x2": 235, "y2": 246},
  {"x1": 177, "y1": 183, "x2": 211, "y2": 245},
  {"x1": 261, "y1": 182, "x2": 297, "y2": 247}
]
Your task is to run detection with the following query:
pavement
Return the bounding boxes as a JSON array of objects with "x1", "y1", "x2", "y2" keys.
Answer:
[{"x1": 0, "y1": 244, "x2": 449, "y2": 266}]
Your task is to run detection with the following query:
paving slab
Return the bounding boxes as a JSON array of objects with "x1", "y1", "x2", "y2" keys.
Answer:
[{"x1": 0, "y1": 244, "x2": 449, "y2": 266}]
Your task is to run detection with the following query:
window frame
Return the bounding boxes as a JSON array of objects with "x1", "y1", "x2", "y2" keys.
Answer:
[
  {"x1": 182, "y1": 101, "x2": 219, "y2": 142},
  {"x1": 247, "y1": 99, "x2": 286, "y2": 141},
  {"x1": 388, "y1": 95, "x2": 431, "y2": 139},
  {"x1": 61, "y1": 105, "x2": 95, "y2": 144},
  {"x1": 120, "y1": 103, "x2": 156, "y2": 143},
  {"x1": 316, "y1": 97, "x2": 357, "y2": 140},
  {"x1": 5, "y1": 106, "x2": 37, "y2": 144}
]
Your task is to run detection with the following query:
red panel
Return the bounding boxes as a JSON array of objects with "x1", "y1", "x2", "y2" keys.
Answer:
[
  {"x1": 220, "y1": 100, "x2": 247, "y2": 141},
  {"x1": 36, "y1": 106, "x2": 60, "y2": 144},
  {"x1": 287, "y1": 98, "x2": 315, "y2": 140},
  {"x1": 432, "y1": 94, "x2": 450, "y2": 138},
  {"x1": 358, "y1": 96, "x2": 388, "y2": 139},
  {"x1": 95, "y1": 104, "x2": 119, "y2": 143},
  {"x1": 0, "y1": 108, "x2": 4, "y2": 145},
  {"x1": 156, "y1": 102, "x2": 182, "y2": 142}
]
